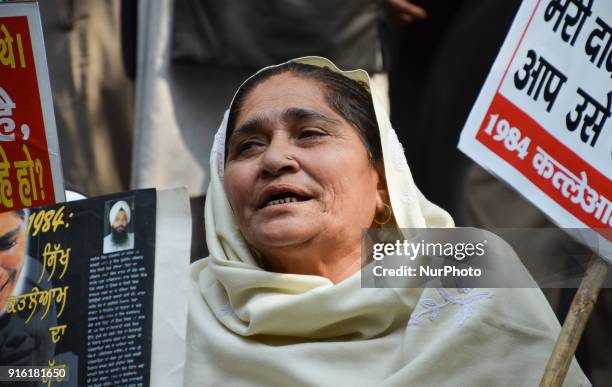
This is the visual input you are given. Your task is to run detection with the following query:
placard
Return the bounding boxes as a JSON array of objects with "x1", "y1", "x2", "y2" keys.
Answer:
[
  {"x1": 0, "y1": 188, "x2": 191, "y2": 386},
  {"x1": 0, "y1": 1, "x2": 64, "y2": 211},
  {"x1": 459, "y1": 0, "x2": 611, "y2": 258}
]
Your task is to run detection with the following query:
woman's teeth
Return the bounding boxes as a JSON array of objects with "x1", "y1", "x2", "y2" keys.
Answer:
[{"x1": 265, "y1": 196, "x2": 299, "y2": 207}]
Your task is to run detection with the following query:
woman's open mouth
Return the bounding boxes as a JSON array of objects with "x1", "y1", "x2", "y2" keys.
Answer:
[
  {"x1": 262, "y1": 193, "x2": 310, "y2": 208},
  {"x1": 257, "y1": 185, "x2": 314, "y2": 209}
]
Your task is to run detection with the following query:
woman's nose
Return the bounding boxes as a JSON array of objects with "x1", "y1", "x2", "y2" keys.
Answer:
[{"x1": 261, "y1": 135, "x2": 299, "y2": 177}]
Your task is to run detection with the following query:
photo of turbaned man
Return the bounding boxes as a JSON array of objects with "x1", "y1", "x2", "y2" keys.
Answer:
[{"x1": 103, "y1": 199, "x2": 135, "y2": 254}]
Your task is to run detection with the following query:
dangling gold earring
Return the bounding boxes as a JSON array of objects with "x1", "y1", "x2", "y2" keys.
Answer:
[{"x1": 374, "y1": 203, "x2": 392, "y2": 225}]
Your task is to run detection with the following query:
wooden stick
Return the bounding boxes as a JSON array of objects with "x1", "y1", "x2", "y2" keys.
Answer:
[{"x1": 540, "y1": 256, "x2": 608, "y2": 387}]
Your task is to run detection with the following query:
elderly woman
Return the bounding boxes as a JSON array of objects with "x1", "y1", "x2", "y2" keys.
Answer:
[{"x1": 185, "y1": 57, "x2": 589, "y2": 386}]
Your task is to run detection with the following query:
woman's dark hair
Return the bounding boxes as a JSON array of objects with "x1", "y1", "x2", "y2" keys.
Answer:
[
  {"x1": 15, "y1": 209, "x2": 25, "y2": 220},
  {"x1": 226, "y1": 62, "x2": 383, "y2": 163}
]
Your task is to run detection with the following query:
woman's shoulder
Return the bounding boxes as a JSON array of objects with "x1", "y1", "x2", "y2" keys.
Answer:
[
  {"x1": 407, "y1": 287, "x2": 561, "y2": 336},
  {"x1": 402, "y1": 287, "x2": 590, "y2": 386}
]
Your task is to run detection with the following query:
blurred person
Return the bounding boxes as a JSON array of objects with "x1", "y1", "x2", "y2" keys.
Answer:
[
  {"x1": 408, "y1": 0, "x2": 520, "y2": 214},
  {"x1": 387, "y1": 0, "x2": 465, "y2": 195},
  {"x1": 386, "y1": 0, "x2": 428, "y2": 24},
  {"x1": 39, "y1": 0, "x2": 133, "y2": 196},
  {"x1": 0, "y1": 210, "x2": 27, "y2": 313},
  {"x1": 0, "y1": 210, "x2": 56, "y2": 369}
]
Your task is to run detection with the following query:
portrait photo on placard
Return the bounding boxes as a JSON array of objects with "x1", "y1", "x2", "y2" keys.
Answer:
[{"x1": 102, "y1": 198, "x2": 135, "y2": 254}]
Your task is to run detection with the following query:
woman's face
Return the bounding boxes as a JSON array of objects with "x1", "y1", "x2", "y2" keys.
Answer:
[
  {"x1": 224, "y1": 73, "x2": 385, "y2": 265},
  {"x1": 0, "y1": 211, "x2": 26, "y2": 311}
]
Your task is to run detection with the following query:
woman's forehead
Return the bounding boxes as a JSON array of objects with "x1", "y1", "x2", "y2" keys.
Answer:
[{"x1": 235, "y1": 73, "x2": 333, "y2": 124}]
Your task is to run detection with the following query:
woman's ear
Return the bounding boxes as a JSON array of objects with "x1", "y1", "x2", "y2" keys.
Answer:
[{"x1": 374, "y1": 161, "x2": 389, "y2": 215}]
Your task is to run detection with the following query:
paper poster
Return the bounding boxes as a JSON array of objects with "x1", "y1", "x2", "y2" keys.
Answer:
[
  {"x1": 0, "y1": 188, "x2": 191, "y2": 386},
  {"x1": 459, "y1": 0, "x2": 612, "y2": 253},
  {"x1": 0, "y1": 1, "x2": 64, "y2": 211}
]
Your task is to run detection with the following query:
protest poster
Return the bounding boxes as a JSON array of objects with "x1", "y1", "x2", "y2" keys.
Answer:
[
  {"x1": 0, "y1": 1, "x2": 64, "y2": 211},
  {"x1": 0, "y1": 188, "x2": 191, "y2": 386},
  {"x1": 458, "y1": 0, "x2": 611, "y2": 259}
]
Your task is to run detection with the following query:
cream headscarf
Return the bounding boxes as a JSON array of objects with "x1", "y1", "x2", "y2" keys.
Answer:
[{"x1": 184, "y1": 57, "x2": 589, "y2": 386}]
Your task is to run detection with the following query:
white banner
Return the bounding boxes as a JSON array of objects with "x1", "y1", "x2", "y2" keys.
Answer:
[{"x1": 459, "y1": 0, "x2": 611, "y2": 260}]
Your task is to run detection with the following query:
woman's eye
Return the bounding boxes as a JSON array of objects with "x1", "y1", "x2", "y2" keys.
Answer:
[
  {"x1": 237, "y1": 140, "x2": 263, "y2": 155},
  {"x1": 298, "y1": 128, "x2": 326, "y2": 139}
]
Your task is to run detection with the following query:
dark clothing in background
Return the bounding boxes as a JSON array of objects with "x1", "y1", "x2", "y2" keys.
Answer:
[
  {"x1": 390, "y1": 0, "x2": 518, "y2": 213},
  {"x1": 389, "y1": 0, "x2": 464, "y2": 199},
  {"x1": 172, "y1": 0, "x2": 384, "y2": 73}
]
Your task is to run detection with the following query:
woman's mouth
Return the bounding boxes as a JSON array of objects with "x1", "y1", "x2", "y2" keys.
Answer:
[
  {"x1": 258, "y1": 185, "x2": 314, "y2": 209},
  {"x1": 262, "y1": 193, "x2": 310, "y2": 208}
]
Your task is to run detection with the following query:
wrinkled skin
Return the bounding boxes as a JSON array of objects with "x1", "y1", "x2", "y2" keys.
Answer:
[{"x1": 224, "y1": 73, "x2": 388, "y2": 283}]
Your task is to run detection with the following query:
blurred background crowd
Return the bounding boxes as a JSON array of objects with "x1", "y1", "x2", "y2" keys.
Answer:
[{"x1": 35, "y1": 0, "x2": 609, "y2": 384}]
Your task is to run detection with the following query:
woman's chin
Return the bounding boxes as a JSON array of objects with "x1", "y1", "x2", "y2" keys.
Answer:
[{"x1": 250, "y1": 221, "x2": 317, "y2": 248}]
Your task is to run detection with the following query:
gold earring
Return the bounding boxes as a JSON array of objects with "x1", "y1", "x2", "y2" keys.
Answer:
[{"x1": 374, "y1": 203, "x2": 392, "y2": 225}]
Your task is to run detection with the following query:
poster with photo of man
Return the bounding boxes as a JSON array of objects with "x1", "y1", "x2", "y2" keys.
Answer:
[{"x1": 0, "y1": 188, "x2": 190, "y2": 386}]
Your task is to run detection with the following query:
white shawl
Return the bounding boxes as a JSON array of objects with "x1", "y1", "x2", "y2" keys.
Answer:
[{"x1": 184, "y1": 57, "x2": 589, "y2": 387}]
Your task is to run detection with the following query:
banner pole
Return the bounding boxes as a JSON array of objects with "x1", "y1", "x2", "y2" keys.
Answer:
[{"x1": 540, "y1": 256, "x2": 608, "y2": 387}]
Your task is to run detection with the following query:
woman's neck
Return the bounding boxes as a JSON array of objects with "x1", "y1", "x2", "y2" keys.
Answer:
[{"x1": 260, "y1": 242, "x2": 363, "y2": 284}]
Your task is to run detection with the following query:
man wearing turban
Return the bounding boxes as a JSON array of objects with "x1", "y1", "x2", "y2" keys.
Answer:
[{"x1": 103, "y1": 200, "x2": 134, "y2": 253}]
